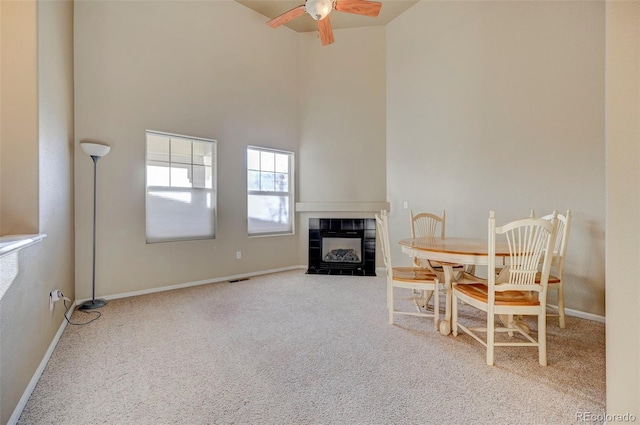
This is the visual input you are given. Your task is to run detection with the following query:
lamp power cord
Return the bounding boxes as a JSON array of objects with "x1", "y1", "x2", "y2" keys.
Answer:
[{"x1": 55, "y1": 293, "x2": 102, "y2": 325}]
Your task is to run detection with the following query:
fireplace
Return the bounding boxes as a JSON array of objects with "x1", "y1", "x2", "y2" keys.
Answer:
[{"x1": 307, "y1": 218, "x2": 376, "y2": 276}]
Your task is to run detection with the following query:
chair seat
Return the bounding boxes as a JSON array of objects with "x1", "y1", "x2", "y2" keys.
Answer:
[
  {"x1": 454, "y1": 283, "x2": 540, "y2": 306},
  {"x1": 392, "y1": 267, "x2": 438, "y2": 282},
  {"x1": 534, "y1": 271, "x2": 561, "y2": 284}
]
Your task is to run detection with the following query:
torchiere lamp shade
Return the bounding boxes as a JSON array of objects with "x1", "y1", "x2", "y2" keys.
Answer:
[{"x1": 80, "y1": 142, "x2": 111, "y2": 158}]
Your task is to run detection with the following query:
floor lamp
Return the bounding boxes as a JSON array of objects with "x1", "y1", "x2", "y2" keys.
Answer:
[{"x1": 79, "y1": 142, "x2": 111, "y2": 310}]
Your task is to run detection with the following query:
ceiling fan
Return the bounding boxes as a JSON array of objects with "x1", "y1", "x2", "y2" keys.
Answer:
[{"x1": 267, "y1": 0, "x2": 382, "y2": 46}]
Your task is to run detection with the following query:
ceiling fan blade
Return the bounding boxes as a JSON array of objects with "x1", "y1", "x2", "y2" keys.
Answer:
[
  {"x1": 267, "y1": 5, "x2": 306, "y2": 28},
  {"x1": 334, "y1": 0, "x2": 382, "y2": 17},
  {"x1": 317, "y1": 16, "x2": 335, "y2": 46}
]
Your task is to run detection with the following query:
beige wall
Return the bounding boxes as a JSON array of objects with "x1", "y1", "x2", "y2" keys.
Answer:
[
  {"x1": 74, "y1": 1, "x2": 301, "y2": 299},
  {"x1": 296, "y1": 26, "x2": 387, "y2": 264},
  {"x1": 386, "y1": 1, "x2": 606, "y2": 317},
  {"x1": 0, "y1": 0, "x2": 39, "y2": 235},
  {"x1": 0, "y1": 1, "x2": 75, "y2": 423},
  {"x1": 297, "y1": 27, "x2": 386, "y2": 204},
  {"x1": 606, "y1": 0, "x2": 640, "y2": 416}
]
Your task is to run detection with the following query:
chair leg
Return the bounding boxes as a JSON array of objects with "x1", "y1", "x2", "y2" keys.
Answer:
[
  {"x1": 538, "y1": 311, "x2": 547, "y2": 366},
  {"x1": 388, "y1": 281, "x2": 394, "y2": 325},
  {"x1": 487, "y1": 311, "x2": 495, "y2": 366},
  {"x1": 433, "y1": 286, "x2": 439, "y2": 330},
  {"x1": 452, "y1": 294, "x2": 458, "y2": 337},
  {"x1": 424, "y1": 290, "x2": 433, "y2": 309},
  {"x1": 557, "y1": 284, "x2": 566, "y2": 329}
]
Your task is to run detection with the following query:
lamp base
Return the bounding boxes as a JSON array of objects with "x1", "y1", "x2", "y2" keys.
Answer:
[{"x1": 78, "y1": 299, "x2": 107, "y2": 310}]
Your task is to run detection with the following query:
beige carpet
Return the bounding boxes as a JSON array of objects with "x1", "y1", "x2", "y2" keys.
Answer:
[{"x1": 18, "y1": 270, "x2": 605, "y2": 424}]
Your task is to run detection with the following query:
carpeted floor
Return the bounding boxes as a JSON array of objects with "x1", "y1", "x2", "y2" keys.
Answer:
[{"x1": 18, "y1": 270, "x2": 605, "y2": 424}]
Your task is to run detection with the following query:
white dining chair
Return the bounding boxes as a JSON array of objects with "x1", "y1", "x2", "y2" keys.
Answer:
[
  {"x1": 452, "y1": 210, "x2": 558, "y2": 366},
  {"x1": 376, "y1": 210, "x2": 441, "y2": 329},
  {"x1": 409, "y1": 209, "x2": 446, "y2": 270}
]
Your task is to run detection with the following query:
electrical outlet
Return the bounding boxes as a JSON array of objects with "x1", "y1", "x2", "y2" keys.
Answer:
[
  {"x1": 49, "y1": 290, "x2": 63, "y2": 311},
  {"x1": 236, "y1": 251, "x2": 242, "y2": 260},
  {"x1": 50, "y1": 290, "x2": 58, "y2": 311},
  {"x1": 403, "y1": 201, "x2": 408, "y2": 209}
]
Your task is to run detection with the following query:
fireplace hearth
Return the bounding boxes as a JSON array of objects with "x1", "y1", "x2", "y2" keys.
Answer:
[{"x1": 307, "y1": 218, "x2": 376, "y2": 276}]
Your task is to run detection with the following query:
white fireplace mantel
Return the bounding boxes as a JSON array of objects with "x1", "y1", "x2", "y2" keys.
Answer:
[{"x1": 295, "y1": 202, "x2": 390, "y2": 213}]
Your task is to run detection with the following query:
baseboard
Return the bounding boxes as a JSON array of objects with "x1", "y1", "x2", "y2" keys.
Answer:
[
  {"x1": 547, "y1": 304, "x2": 606, "y2": 323},
  {"x1": 8, "y1": 302, "x2": 75, "y2": 425},
  {"x1": 75, "y1": 265, "x2": 306, "y2": 305}
]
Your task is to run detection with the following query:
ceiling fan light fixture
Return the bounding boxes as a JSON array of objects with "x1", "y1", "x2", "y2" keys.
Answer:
[
  {"x1": 306, "y1": 0, "x2": 333, "y2": 21},
  {"x1": 266, "y1": 0, "x2": 382, "y2": 46}
]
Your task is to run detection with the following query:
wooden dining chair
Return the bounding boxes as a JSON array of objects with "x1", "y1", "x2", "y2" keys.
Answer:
[
  {"x1": 452, "y1": 210, "x2": 558, "y2": 366},
  {"x1": 532, "y1": 210, "x2": 572, "y2": 328},
  {"x1": 376, "y1": 210, "x2": 441, "y2": 329}
]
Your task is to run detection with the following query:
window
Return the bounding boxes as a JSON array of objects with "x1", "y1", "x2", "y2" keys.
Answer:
[
  {"x1": 247, "y1": 146, "x2": 294, "y2": 236},
  {"x1": 146, "y1": 131, "x2": 216, "y2": 243}
]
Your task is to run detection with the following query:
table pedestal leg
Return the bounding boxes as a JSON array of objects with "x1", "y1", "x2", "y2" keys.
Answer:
[{"x1": 439, "y1": 265, "x2": 455, "y2": 336}]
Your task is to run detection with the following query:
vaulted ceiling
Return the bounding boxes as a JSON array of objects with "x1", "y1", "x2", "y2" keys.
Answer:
[{"x1": 235, "y1": 0, "x2": 418, "y2": 33}]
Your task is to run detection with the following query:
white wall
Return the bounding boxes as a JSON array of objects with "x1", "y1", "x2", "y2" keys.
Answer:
[
  {"x1": 296, "y1": 26, "x2": 387, "y2": 265},
  {"x1": 74, "y1": 1, "x2": 300, "y2": 298},
  {"x1": 386, "y1": 0, "x2": 606, "y2": 317},
  {"x1": 605, "y1": 0, "x2": 640, "y2": 416},
  {"x1": 0, "y1": 1, "x2": 75, "y2": 423}
]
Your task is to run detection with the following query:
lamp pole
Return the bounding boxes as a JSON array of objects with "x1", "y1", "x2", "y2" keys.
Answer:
[{"x1": 79, "y1": 142, "x2": 110, "y2": 310}]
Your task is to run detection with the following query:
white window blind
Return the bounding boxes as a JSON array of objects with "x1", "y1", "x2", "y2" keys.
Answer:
[
  {"x1": 247, "y1": 146, "x2": 294, "y2": 236},
  {"x1": 146, "y1": 131, "x2": 216, "y2": 243}
]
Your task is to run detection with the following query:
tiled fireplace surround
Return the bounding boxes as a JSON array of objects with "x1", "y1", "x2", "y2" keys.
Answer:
[{"x1": 306, "y1": 217, "x2": 376, "y2": 276}]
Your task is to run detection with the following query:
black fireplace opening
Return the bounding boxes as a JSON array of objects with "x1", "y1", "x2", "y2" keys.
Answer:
[{"x1": 307, "y1": 218, "x2": 376, "y2": 276}]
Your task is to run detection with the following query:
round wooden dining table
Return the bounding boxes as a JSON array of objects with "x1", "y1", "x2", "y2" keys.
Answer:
[{"x1": 398, "y1": 237, "x2": 511, "y2": 335}]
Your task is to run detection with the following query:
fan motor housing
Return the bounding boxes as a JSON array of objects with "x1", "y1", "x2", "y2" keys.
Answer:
[{"x1": 306, "y1": 0, "x2": 333, "y2": 20}]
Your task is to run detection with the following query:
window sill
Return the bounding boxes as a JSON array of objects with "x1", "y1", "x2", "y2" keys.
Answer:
[{"x1": 0, "y1": 234, "x2": 47, "y2": 258}]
